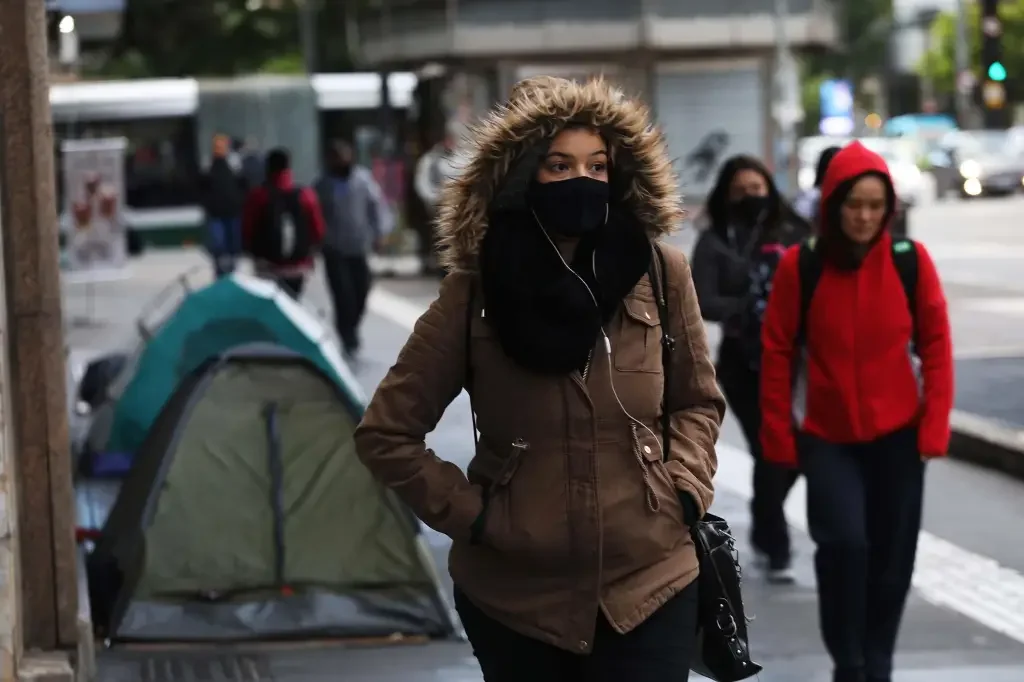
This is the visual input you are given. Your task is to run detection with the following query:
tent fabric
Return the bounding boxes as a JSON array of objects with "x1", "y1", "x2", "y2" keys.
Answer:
[
  {"x1": 88, "y1": 345, "x2": 454, "y2": 642},
  {"x1": 101, "y1": 273, "x2": 361, "y2": 458}
]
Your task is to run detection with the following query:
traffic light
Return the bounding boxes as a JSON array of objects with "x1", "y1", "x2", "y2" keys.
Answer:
[{"x1": 980, "y1": 0, "x2": 1009, "y2": 127}]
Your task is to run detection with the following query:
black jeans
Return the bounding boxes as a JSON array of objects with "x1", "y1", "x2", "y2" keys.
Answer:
[
  {"x1": 800, "y1": 427, "x2": 924, "y2": 680},
  {"x1": 717, "y1": 342, "x2": 799, "y2": 564},
  {"x1": 322, "y1": 248, "x2": 372, "y2": 353},
  {"x1": 455, "y1": 582, "x2": 697, "y2": 682}
]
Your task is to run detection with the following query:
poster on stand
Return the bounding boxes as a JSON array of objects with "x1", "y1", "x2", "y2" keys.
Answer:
[{"x1": 60, "y1": 137, "x2": 129, "y2": 281}]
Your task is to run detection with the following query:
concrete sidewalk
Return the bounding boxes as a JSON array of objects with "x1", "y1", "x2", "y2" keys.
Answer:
[{"x1": 64, "y1": 250, "x2": 1024, "y2": 682}]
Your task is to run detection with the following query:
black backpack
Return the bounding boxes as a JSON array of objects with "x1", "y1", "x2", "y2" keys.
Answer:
[
  {"x1": 796, "y1": 237, "x2": 918, "y2": 344},
  {"x1": 251, "y1": 187, "x2": 312, "y2": 264}
]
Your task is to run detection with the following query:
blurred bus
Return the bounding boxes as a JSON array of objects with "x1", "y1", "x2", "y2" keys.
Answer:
[{"x1": 50, "y1": 73, "x2": 416, "y2": 247}]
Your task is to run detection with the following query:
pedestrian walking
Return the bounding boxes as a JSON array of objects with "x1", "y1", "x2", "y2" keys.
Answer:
[
  {"x1": 793, "y1": 145, "x2": 842, "y2": 227},
  {"x1": 354, "y1": 76, "x2": 724, "y2": 681},
  {"x1": 413, "y1": 132, "x2": 463, "y2": 275},
  {"x1": 201, "y1": 134, "x2": 247, "y2": 277},
  {"x1": 241, "y1": 148, "x2": 326, "y2": 299},
  {"x1": 314, "y1": 140, "x2": 391, "y2": 360},
  {"x1": 690, "y1": 154, "x2": 808, "y2": 583},
  {"x1": 760, "y1": 141, "x2": 954, "y2": 682}
]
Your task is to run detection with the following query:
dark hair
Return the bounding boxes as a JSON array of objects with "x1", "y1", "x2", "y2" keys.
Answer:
[
  {"x1": 814, "y1": 146, "x2": 842, "y2": 188},
  {"x1": 265, "y1": 148, "x2": 290, "y2": 177},
  {"x1": 232, "y1": 137, "x2": 245, "y2": 152},
  {"x1": 705, "y1": 154, "x2": 787, "y2": 236},
  {"x1": 819, "y1": 171, "x2": 896, "y2": 269},
  {"x1": 325, "y1": 140, "x2": 354, "y2": 164}
]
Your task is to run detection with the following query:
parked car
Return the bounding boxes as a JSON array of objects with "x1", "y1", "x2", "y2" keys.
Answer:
[{"x1": 929, "y1": 129, "x2": 1024, "y2": 198}]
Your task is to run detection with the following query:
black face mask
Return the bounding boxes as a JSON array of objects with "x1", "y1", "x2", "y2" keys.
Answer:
[
  {"x1": 526, "y1": 176, "x2": 609, "y2": 237},
  {"x1": 730, "y1": 194, "x2": 770, "y2": 227},
  {"x1": 332, "y1": 162, "x2": 352, "y2": 178}
]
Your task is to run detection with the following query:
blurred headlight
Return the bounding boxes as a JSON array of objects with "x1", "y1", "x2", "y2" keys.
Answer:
[{"x1": 959, "y1": 160, "x2": 981, "y2": 178}]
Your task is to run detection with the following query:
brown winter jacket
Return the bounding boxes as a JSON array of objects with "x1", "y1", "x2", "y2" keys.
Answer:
[{"x1": 354, "y1": 77, "x2": 725, "y2": 654}]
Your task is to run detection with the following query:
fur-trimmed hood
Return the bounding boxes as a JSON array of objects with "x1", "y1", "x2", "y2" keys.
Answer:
[{"x1": 435, "y1": 76, "x2": 683, "y2": 272}]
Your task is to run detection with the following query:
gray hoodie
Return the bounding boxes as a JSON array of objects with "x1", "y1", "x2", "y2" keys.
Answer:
[{"x1": 313, "y1": 166, "x2": 391, "y2": 256}]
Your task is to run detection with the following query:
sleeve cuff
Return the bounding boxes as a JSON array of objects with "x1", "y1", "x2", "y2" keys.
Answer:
[{"x1": 678, "y1": 492, "x2": 701, "y2": 527}]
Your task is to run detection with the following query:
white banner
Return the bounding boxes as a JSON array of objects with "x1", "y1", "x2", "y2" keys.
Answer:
[{"x1": 61, "y1": 137, "x2": 128, "y2": 278}]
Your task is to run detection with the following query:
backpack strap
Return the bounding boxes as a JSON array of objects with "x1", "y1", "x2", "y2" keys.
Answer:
[
  {"x1": 648, "y1": 244, "x2": 674, "y2": 464},
  {"x1": 796, "y1": 237, "x2": 824, "y2": 345},
  {"x1": 891, "y1": 238, "x2": 918, "y2": 332}
]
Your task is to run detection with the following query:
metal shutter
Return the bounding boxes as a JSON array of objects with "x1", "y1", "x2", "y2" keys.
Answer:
[{"x1": 654, "y1": 60, "x2": 767, "y2": 201}]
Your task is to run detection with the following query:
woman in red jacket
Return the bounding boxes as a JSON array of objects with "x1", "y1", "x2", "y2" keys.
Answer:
[{"x1": 759, "y1": 141, "x2": 953, "y2": 682}]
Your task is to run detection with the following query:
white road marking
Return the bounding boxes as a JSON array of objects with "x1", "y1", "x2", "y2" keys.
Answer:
[{"x1": 368, "y1": 285, "x2": 1024, "y2": 645}]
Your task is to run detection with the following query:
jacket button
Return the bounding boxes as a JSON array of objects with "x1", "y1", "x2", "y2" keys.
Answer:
[
  {"x1": 643, "y1": 445, "x2": 652, "y2": 454},
  {"x1": 578, "y1": 640, "x2": 588, "y2": 650}
]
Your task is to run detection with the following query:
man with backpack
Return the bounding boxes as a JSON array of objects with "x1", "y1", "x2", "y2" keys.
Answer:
[{"x1": 241, "y1": 148, "x2": 326, "y2": 298}]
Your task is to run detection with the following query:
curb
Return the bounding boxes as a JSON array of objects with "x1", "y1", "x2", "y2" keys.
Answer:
[{"x1": 949, "y1": 409, "x2": 1024, "y2": 481}]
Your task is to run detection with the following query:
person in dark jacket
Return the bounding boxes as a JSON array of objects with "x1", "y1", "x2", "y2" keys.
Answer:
[
  {"x1": 202, "y1": 134, "x2": 247, "y2": 277},
  {"x1": 794, "y1": 145, "x2": 842, "y2": 225},
  {"x1": 760, "y1": 142, "x2": 953, "y2": 682},
  {"x1": 690, "y1": 154, "x2": 808, "y2": 583},
  {"x1": 314, "y1": 140, "x2": 391, "y2": 359}
]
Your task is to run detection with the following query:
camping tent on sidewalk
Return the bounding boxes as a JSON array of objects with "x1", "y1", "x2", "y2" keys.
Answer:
[
  {"x1": 87, "y1": 344, "x2": 456, "y2": 642},
  {"x1": 85, "y1": 272, "x2": 360, "y2": 466}
]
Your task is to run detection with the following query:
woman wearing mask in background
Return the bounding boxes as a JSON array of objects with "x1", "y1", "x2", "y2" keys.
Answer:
[
  {"x1": 760, "y1": 142, "x2": 953, "y2": 682},
  {"x1": 690, "y1": 154, "x2": 808, "y2": 583},
  {"x1": 354, "y1": 77, "x2": 724, "y2": 681}
]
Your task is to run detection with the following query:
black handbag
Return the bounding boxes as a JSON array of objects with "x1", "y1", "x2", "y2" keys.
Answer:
[{"x1": 649, "y1": 244, "x2": 762, "y2": 682}]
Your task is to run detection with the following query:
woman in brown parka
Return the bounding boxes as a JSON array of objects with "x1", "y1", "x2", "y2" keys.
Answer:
[{"x1": 354, "y1": 77, "x2": 725, "y2": 682}]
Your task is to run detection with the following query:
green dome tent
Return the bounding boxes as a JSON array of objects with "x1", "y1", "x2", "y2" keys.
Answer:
[{"x1": 97, "y1": 273, "x2": 360, "y2": 458}]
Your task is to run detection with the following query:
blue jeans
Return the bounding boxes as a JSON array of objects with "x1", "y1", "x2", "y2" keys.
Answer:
[{"x1": 206, "y1": 217, "x2": 241, "y2": 277}]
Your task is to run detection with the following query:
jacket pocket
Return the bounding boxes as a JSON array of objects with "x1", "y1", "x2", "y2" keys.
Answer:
[
  {"x1": 614, "y1": 293, "x2": 663, "y2": 373},
  {"x1": 469, "y1": 438, "x2": 529, "y2": 545},
  {"x1": 633, "y1": 424, "x2": 686, "y2": 528}
]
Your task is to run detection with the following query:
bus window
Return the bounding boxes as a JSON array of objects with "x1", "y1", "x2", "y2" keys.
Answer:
[{"x1": 53, "y1": 115, "x2": 201, "y2": 211}]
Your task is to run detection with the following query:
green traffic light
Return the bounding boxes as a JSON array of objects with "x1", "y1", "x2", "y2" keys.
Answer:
[{"x1": 988, "y1": 61, "x2": 1007, "y2": 81}]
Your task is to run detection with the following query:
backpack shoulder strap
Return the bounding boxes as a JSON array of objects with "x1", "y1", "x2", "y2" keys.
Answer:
[
  {"x1": 890, "y1": 238, "x2": 918, "y2": 322},
  {"x1": 648, "y1": 243, "x2": 674, "y2": 464},
  {"x1": 796, "y1": 237, "x2": 824, "y2": 344}
]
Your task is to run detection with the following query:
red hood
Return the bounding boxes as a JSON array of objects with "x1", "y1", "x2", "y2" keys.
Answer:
[
  {"x1": 818, "y1": 141, "x2": 895, "y2": 230},
  {"x1": 267, "y1": 169, "x2": 295, "y2": 189}
]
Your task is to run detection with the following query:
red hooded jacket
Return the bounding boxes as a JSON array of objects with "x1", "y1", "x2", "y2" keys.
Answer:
[
  {"x1": 759, "y1": 142, "x2": 953, "y2": 466},
  {"x1": 241, "y1": 169, "x2": 326, "y2": 271}
]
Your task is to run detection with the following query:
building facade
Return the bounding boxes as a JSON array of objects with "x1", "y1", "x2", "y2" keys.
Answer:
[{"x1": 350, "y1": 0, "x2": 838, "y2": 197}]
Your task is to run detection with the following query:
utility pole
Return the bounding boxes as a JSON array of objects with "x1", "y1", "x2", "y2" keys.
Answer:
[
  {"x1": 0, "y1": 0, "x2": 79, "y2": 677},
  {"x1": 772, "y1": 0, "x2": 801, "y2": 196},
  {"x1": 298, "y1": 0, "x2": 318, "y2": 74},
  {"x1": 953, "y1": 0, "x2": 975, "y2": 127}
]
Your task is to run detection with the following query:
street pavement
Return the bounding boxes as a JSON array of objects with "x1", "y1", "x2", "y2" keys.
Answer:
[{"x1": 66, "y1": 194, "x2": 1024, "y2": 681}]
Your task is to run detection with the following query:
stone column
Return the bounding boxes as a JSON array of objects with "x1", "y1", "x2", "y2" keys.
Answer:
[{"x1": 0, "y1": 0, "x2": 80, "y2": 667}]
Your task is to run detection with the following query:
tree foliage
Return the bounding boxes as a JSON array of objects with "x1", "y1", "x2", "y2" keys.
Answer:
[
  {"x1": 94, "y1": 0, "x2": 354, "y2": 78},
  {"x1": 800, "y1": 0, "x2": 893, "y2": 133},
  {"x1": 918, "y1": 0, "x2": 1024, "y2": 96}
]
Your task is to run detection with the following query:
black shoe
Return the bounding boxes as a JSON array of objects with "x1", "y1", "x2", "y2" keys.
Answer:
[
  {"x1": 833, "y1": 669, "x2": 865, "y2": 682},
  {"x1": 766, "y1": 555, "x2": 796, "y2": 584}
]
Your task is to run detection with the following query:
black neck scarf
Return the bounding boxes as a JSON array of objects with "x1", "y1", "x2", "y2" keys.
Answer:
[{"x1": 479, "y1": 207, "x2": 652, "y2": 374}]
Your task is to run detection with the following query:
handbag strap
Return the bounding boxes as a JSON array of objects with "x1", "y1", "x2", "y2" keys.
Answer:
[{"x1": 648, "y1": 243, "x2": 675, "y2": 463}]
